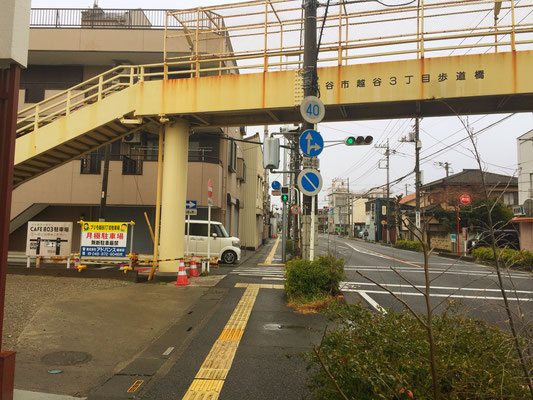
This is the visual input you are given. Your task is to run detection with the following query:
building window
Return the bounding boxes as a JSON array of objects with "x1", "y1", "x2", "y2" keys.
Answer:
[
  {"x1": 189, "y1": 133, "x2": 221, "y2": 164},
  {"x1": 503, "y1": 192, "x2": 518, "y2": 206},
  {"x1": 228, "y1": 140, "x2": 237, "y2": 172},
  {"x1": 122, "y1": 156, "x2": 143, "y2": 175},
  {"x1": 80, "y1": 150, "x2": 102, "y2": 174},
  {"x1": 237, "y1": 158, "x2": 246, "y2": 181},
  {"x1": 24, "y1": 87, "x2": 45, "y2": 103}
]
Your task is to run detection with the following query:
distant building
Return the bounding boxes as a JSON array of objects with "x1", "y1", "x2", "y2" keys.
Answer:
[
  {"x1": 399, "y1": 169, "x2": 519, "y2": 251},
  {"x1": 239, "y1": 134, "x2": 266, "y2": 250},
  {"x1": 421, "y1": 169, "x2": 518, "y2": 210},
  {"x1": 512, "y1": 130, "x2": 533, "y2": 252},
  {"x1": 327, "y1": 178, "x2": 350, "y2": 235}
]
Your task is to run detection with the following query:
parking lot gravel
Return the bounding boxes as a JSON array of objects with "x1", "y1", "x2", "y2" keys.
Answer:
[{"x1": 2, "y1": 275, "x2": 132, "y2": 350}]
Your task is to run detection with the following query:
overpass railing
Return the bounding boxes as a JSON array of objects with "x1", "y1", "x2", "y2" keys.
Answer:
[{"x1": 164, "y1": 0, "x2": 533, "y2": 75}]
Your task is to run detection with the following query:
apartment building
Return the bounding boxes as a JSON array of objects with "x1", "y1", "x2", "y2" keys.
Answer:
[
  {"x1": 239, "y1": 134, "x2": 266, "y2": 250},
  {"x1": 9, "y1": 7, "x2": 263, "y2": 255}
]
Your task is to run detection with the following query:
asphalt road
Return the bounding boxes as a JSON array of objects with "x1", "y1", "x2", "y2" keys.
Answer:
[
  {"x1": 89, "y1": 239, "x2": 326, "y2": 400},
  {"x1": 317, "y1": 234, "x2": 533, "y2": 328}
]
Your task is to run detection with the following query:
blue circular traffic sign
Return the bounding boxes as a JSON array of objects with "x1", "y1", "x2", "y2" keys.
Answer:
[
  {"x1": 271, "y1": 180, "x2": 281, "y2": 190},
  {"x1": 299, "y1": 129, "x2": 324, "y2": 157},
  {"x1": 297, "y1": 168, "x2": 323, "y2": 196}
]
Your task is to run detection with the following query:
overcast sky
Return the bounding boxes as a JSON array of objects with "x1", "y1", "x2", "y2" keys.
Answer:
[{"x1": 30, "y1": 0, "x2": 533, "y2": 208}]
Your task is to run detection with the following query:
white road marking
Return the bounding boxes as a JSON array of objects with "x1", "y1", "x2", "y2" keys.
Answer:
[
  {"x1": 345, "y1": 267, "x2": 532, "y2": 279},
  {"x1": 343, "y1": 288, "x2": 533, "y2": 302},
  {"x1": 343, "y1": 281, "x2": 533, "y2": 295},
  {"x1": 162, "y1": 347, "x2": 174, "y2": 356},
  {"x1": 357, "y1": 291, "x2": 386, "y2": 313},
  {"x1": 262, "y1": 277, "x2": 285, "y2": 281}
]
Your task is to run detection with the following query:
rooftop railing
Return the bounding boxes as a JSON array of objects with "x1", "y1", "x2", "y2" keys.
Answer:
[{"x1": 30, "y1": 8, "x2": 222, "y2": 30}]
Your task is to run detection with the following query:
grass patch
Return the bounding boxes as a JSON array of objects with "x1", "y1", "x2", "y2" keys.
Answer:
[{"x1": 287, "y1": 295, "x2": 335, "y2": 314}]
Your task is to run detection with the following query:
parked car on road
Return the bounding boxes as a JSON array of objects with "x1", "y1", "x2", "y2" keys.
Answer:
[
  {"x1": 184, "y1": 220, "x2": 241, "y2": 264},
  {"x1": 467, "y1": 229, "x2": 520, "y2": 253}
]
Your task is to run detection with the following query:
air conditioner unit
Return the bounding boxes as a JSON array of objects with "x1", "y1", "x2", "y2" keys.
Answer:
[
  {"x1": 122, "y1": 132, "x2": 142, "y2": 144},
  {"x1": 512, "y1": 205, "x2": 525, "y2": 216}
]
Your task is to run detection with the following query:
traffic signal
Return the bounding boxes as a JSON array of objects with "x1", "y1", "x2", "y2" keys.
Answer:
[
  {"x1": 344, "y1": 136, "x2": 373, "y2": 146},
  {"x1": 281, "y1": 186, "x2": 289, "y2": 202}
]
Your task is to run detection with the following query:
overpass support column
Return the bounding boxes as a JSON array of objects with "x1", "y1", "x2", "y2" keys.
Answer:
[{"x1": 159, "y1": 119, "x2": 190, "y2": 272}]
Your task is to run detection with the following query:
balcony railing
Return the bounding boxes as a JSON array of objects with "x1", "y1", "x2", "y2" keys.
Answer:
[{"x1": 30, "y1": 8, "x2": 220, "y2": 30}]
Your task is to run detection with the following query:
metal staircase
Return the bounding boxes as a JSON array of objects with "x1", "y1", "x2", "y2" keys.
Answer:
[{"x1": 14, "y1": 65, "x2": 153, "y2": 188}]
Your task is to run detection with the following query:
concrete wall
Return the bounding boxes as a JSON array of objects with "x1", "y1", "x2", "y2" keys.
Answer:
[
  {"x1": 518, "y1": 221, "x2": 533, "y2": 252},
  {"x1": 0, "y1": 0, "x2": 30, "y2": 68},
  {"x1": 11, "y1": 160, "x2": 159, "y2": 220}
]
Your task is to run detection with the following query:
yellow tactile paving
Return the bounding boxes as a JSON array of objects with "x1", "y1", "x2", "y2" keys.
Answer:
[
  {"x1": 218, "y1": 329, "x2": 244, "y2": 341},
  {"x1": 263, "y1": 236, "x2": 280, "y2": 265},
  {"x1": 182, "y1": 379, "x2": 225, "y2": 400},
  {"x1": 181, "y1": 286, "x2": 259, "y2": 399}
]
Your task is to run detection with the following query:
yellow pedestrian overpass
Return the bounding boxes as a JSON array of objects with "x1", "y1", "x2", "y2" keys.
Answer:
[{"x1": 14, "y1": 0, "x2": 533, "y2": 271}]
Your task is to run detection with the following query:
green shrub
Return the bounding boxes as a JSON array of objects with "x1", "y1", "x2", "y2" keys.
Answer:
[
  {"x1": 395, "y1": 240, "x2": 423, "y2": 252},
  {"x1": 284, "y1": 255, "x2": 345, "y2": 302},
  {"x1": 470, "y1": 246, "x2": 494, "y2": 261},
  {"x1": 305, "y1": 303, "x2": 529, "y2": 399},
  {"x1": 285, "y1": 239, "x2": 294, "y2": 257},
  {"x1": 471, "y1": 247, "x2": 533, "y2": 271}
]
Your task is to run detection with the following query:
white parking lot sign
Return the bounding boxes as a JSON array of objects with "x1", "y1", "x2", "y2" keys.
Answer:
[{"x1": 26, "y1": 221, "x2": 73, "y2": 257}]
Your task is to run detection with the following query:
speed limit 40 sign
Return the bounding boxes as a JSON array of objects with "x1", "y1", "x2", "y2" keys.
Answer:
[{"x1": 300, "y1": 96, "x2": 325, "y2": 124}]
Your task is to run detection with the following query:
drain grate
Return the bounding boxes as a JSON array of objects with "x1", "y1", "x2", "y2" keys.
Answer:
[{"x1": 42, "y1": 351, "x2": 92, "y2": 366}]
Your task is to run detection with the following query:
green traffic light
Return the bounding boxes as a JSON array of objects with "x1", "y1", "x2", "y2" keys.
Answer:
[
  {"x1": 346, "y1": 137, "x2": 355, "y2": 145},
  {"x1": 281, "y1": 195, "x2": 288, "y2": 202}
]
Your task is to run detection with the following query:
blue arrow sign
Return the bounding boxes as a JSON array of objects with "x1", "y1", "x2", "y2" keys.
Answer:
[
  {"x1": 297, "y1": 168, "x2": 323, "y2": 196},
  {"x1": 186, "y1": 200, "x2": 197, "y2": 210},
  {"x1": 271, "y1": 180, "x2": 281, "y2": 190},
  {"x1": 299, "y1": 129, "x2": 324, "y2": 157}
]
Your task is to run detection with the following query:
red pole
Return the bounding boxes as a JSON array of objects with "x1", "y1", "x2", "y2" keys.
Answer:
[
  {"x1": 0, "y1": 64, "x2": 20, "y2": 400},
  {"x1": 457, "y1": 199, "x2": 460, "y2": 255}
]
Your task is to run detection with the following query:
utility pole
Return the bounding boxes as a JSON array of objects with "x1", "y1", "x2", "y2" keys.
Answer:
[
  {"x1": 435, "y1": 161, "x2": 451, "y2": 177},
  {"x1": 415, "y1": 118, "x2": 420, "y2": 213},
  {"x1": 281, "y1": 136, "x2": 288, "y2": 263},
  {"x1": 98, "y1": 144, "x2": 111, "y2": 221},
  {"x1": 301, "y1": 0, "x2": 318, "y2": 260},
  {"x1": 400, "y1": 117, "x2": 422, "y2": 236},
  {"x1": 347, "y1": 178, "x2": 351, "y2": 237},
  {"x1": 414, "y1": 117, "x2": 422, "y2": 233},
  {"x1": 376, "y1": 140, "x2": 390, "y2": 243}
]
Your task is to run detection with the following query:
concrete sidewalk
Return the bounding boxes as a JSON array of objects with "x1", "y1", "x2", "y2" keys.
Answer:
[{"x1": 6, "y1": 247, "x2": 260, "y2": 399}]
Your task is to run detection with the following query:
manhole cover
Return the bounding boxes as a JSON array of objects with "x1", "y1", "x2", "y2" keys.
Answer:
[{"x1": 42, "y1": 351, "x2": 92, "y2": 366}]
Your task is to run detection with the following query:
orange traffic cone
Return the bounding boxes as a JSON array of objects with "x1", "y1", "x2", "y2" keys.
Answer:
[
  {"x1": 188, "y1": 255, "x2": 199, "y2": 278},
  {"x1": 174, "y1": 258, "x2": 190, "y2": 286}
]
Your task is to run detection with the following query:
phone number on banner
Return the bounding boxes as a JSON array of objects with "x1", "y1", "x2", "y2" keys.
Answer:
[{"x1": 81, "y1": 246, "x2": 126, "y2": 257}]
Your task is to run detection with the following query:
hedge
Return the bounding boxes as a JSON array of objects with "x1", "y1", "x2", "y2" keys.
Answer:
[
  {"x1": 471, "y1": 247, "x2": 533, "y2": 271},
  {"x1": 284, "y1": 255, "x2": 345, "y2": 302},
  {"x1": 394, "y1": 240, "x2": 423, "y2": 252}
]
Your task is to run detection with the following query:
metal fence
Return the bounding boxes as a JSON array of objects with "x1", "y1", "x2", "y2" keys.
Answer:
[{"x1": 30, "y1": 8, "x2": 195, "y2": 29}]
